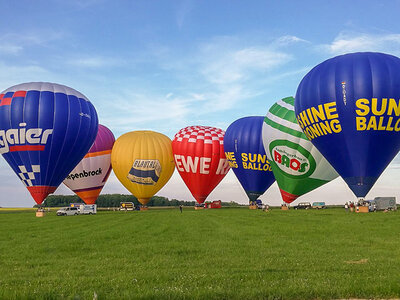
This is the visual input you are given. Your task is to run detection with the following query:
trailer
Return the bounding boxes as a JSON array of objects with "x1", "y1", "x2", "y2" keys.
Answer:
[
  {"x1": 366, "y1": 197, "x2": 397, "y2": 211},
  {"x1": 204, "y1": 200, "x2": 222, "y2": 209},
  {"x1": 120, "y1": 202, "x2": 135, "y2": 211}
]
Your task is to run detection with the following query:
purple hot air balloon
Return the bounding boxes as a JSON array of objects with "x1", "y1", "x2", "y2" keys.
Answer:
[{"x1": 63, "y1": 124, "x2": 115, "y2": 204}]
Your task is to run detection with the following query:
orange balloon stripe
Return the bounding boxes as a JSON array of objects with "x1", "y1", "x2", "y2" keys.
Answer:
[
  {"x1": 84, "y1": 149, "x2": 112, "y2": 158},
  {"x1": 76, "y1": 188, "x2": 102, "y2": 204}
]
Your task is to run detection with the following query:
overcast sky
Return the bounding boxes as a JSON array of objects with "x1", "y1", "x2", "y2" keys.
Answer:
[{"x1": 0, "y1": 1, "x2": 400, "y2": 207}]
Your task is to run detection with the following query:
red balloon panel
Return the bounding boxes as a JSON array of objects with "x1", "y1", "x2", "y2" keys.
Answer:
[{"x1": 172, "y1": 126, "x2": 230, "y2": 204}]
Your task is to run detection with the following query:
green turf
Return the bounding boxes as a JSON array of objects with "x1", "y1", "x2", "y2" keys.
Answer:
[{"x1": 0, "y1": 207, "x2": 399, "y2": 299}]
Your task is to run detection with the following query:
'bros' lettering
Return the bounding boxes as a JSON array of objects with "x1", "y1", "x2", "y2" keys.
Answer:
[{"x1": 274, "y1": 150, "x2": 308, "y2": 173}]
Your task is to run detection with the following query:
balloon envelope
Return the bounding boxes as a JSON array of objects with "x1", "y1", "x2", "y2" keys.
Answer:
[
  {"x1": 295, "y1": 52, "x2": 400, "y2": 198},
  {"x1": 224, "y1": 116, "x2": 275, "y2": 202},
  {"x1": 263, "y1": 97, "x2": 338, "y2": 203},
  {"x1": 172, "y1": 126, "x2": 230, "y2": 204},
  {"x1": 0, "y1": 82, "x2": 98, "y2": 205},
  {"x1": 111, "y1": 131, "x2": 175, "y2": 205},
  {"x1": 63, "y1": 124, "x2": 115, "y2": 204}
]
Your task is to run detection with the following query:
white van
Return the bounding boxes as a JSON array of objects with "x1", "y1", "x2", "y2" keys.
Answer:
[
  {"x1": 57, "y1": 207, "x2": 79, "y2": 216},
  {"x1": 79, "y1": 204, "x2": 97, "y2": 215}
]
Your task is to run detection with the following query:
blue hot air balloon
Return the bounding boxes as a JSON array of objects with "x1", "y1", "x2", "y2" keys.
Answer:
[
  {"x1": 224, "y1": 116, "x2": 275, "y2": 202},
  {"x1": 0, "y1": 82, "x2": 98, "y2": 205},
  {"x1": 295, "y1": 52, "x2": 400, "y2": 199}
]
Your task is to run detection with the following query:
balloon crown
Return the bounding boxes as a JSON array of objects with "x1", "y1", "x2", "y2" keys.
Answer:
[{"x1": 174, "y1": 126, "x2": 225, "y2": 145}]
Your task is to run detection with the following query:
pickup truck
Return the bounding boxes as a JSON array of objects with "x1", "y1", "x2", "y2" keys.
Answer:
[{"x1": 57, "y1": 204, "x2": 97, "y2": 216}]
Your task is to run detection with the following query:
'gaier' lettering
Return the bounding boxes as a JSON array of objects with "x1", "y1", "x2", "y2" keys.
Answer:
[{"x1": 0, "y1": 123, "x2": 53, "y2": 154}]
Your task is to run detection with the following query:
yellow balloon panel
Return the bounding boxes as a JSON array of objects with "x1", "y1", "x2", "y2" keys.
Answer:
[{"x1": 111, "y1": 131, "x2": 175, "y2": 205}]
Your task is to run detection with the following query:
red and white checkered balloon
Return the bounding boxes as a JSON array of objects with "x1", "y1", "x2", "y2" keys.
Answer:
[{"x1": 172, "y1": 125, "x2": 230, "y2": 204}]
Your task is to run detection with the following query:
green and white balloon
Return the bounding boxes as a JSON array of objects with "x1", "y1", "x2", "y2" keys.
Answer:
[{"x1": 262, "y1": 97, "x2": 338, "y2": 203}]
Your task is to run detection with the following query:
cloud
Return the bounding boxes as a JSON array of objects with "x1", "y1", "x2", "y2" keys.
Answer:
[
  {"x1": 202, "y1": 85, "x2": 247, "y2": 112},
  {"x1": 90, "y1": 34, "x2": 302, "y2": 136},
  {"x1": 0, "y1": 43, "x2": 23, "y2": 55},
  {"x1": 275, "y1": 35, "x2": 309, "y2": 45},
  {"x1": 0, "y1": 61, "x2": 52, "y2": 91},
  {"x1": 176, "y1": 0, "x2": 194, "y2": 29},
  {"x1": 98, "y1": 90, "x2": 201, "y2": 137},
  {"x1": 67, "y1": 56, "x2": 123, "y2": 68},
  {"x1": 3, "y1": 30, "x2": 64, "y2": 47},
  {"x1": 0, "y1": 29, "x2": 66, "y2": 59},
  {"x1": 322, "y1": 32, "x2": 400, "y2": 55},
  {"x1": 0, "y1": 160, "x2": 35, "y2": 207},
  {"x1": 191, "y1": 36, "x2": 297, "y2": 113},
  {"x1": 200, "y1": 45, "x2": 292, "y2": 85},
  {"x1": 62, "y1": 0, "x2": 106, "y2": 10}
]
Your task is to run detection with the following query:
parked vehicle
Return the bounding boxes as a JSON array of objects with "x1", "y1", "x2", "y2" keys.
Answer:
[
  {"x1": 204, "y1": 200, "x2": 222, "y2": 209},
  {"x1": 365, "y1": 197, "x2": 397, "y2": 211},
  {"x1": 57, "y1": 204, "x2": 96, "y2": 216},
  {"x1": 293, "y1": 202, "x2": 311, "y2": 210},
  {"x1": 312, "y1": 202, "x2": 326, "y2": 209},
  {"x1": 57, "y1": 207, "x2": 79, "y2": 216},
  {"x1": 79, "y1": 204, "x2": 97, "y2": 215},
  {"x1": 120, "y1": 202, "x2": 134, "y2": 211}
]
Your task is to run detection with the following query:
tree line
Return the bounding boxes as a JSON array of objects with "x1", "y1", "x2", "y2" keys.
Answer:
[{"x1": 38, "y1": 194, "x2": 240, "y2": 208}]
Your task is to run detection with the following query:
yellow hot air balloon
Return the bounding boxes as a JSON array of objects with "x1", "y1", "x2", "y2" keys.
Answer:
[{"x1": 111, "y1": 131, "x2": 175, "y2": 206}]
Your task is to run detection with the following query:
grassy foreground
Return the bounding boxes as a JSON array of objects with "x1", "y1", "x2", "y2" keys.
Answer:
[{"x1": 0, "y1": 207, "x2": 399, "y2": 299}]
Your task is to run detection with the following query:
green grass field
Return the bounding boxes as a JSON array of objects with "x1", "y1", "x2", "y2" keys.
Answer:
[{"x1": 0, "y1": 207, "x2": 399, "y2": 299}]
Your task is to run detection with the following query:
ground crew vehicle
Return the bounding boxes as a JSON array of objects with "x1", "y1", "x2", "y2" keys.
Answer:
[
  {"x1": 120, "y1": 202, "x2": 135, "y2": 211},
  {"x1": 293, "y1": 202, "x2": 312, "y2": 210},
  {"x1": 365, "y1": 197, "x2": 397, "y2": 211},
  {"x1": 57, "y1": 207, "x2": 79, "y2": 216},
  {"x1": 79, "y1": 204, "x2": 97, "y2": 214},
  {"x1": 312, "y1": 202, "x2": 326, "y2": 209}
]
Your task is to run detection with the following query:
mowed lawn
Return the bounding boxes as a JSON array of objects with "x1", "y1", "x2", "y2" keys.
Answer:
[{"x1": 0, "y1": 207, "x2": 399, "y2": 299}]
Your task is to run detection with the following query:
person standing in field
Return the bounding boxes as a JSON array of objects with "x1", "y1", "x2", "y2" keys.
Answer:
[
  {"x1": 349, "y1": 201, "x2": 354, "y2": 212},
  {"x1": 344, "y1": 202, "x2": 348, "y2": 212},
  {"x1": 179, "y1": 205, "x2": 183, "y2": 213}
]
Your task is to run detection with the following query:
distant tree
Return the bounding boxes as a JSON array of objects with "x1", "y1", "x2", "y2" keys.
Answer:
[{"x1": 36, "y1": 194, "x2": 240, "y2": 208}]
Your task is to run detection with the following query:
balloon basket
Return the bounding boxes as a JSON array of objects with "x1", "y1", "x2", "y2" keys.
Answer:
[
  {"x1": 249, "y1": 205, "x2": 257, "y2": 210},
  {"x1": 194, "y1": 206, "x2": 204, "y2": 210},
  {"x1": 281, "y1": 206, "x2": 289, "y2": 211},
  {"x1": 140, "y1": 207, "x2": 149, "y2": 211},
  {"x1": 357, "y1": 206, "x2": 369, "y2": 213},
  {"x1": 35, "y1": 211, "x2": 45, "y2": 217}
]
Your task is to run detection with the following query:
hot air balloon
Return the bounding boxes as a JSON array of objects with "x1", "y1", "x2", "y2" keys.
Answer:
[
  {"x1": 172, "y1": 126, "x2": 230, "y2": 205},
  {"x1": 224, "y1": 116, "x2": 275, "y2": 203},
  {"x1": 295, "y1": 52, "x2": 400, "y2": 200},
  {"x1": 0, "y1": 82, "x2": 98, "y2": 205},
  {"x1": 63, "y1": 124, "x2": 115, "y2": 204},
  {"x1": 262, "y1": 97, "x2": 338, "y2": 203},
  {"x1": 111, "y1": 131, "x2": 175, "y2": 206}
]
